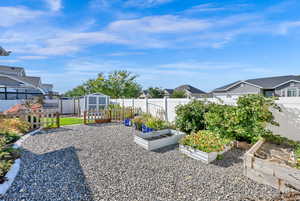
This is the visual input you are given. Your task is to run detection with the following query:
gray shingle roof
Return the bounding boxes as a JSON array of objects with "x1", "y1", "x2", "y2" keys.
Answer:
[
  {"x1": 7, "y1": 75, "x2": 41, "y2": 87},
  {"x1": 213, "y1": 75, "x2": 300, "y2": 92},
  {"x1": 0, "y1": 65, "x2": 24, "y2": 74},
  {"x1": 175, "y1": 85, "x2": 206, "y2": 94}
]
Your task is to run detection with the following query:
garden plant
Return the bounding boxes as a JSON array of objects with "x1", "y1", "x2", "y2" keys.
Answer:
[{"x1": 0, "y1": 118, "x2": 30, "y2": 183}]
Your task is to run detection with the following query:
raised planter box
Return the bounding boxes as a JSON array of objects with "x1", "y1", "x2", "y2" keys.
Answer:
[
  {"x1": 134, "y1": 129, "x2": 185, "y2": 151},
  {"x1": 244, "y1": 139, "x2": 300, "y2": 192},
  {"x1": 137, "y1": 129, "x2": 171, "y2": 139},
  {"x1": 179, "y1": 143, "x2": 233, "y2": 164},
  {"x1": 95, "y1": 119, "x2": 111, "y2": 124}
]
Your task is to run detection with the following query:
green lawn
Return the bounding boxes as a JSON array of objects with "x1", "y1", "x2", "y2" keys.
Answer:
[{"x1": 60, "y1": 117, "x2": 84, "y2": 126}]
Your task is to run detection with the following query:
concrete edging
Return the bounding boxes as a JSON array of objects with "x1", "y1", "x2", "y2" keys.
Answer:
[{"x1": 0, "y1": 128, "x2": 42, "y2": 195}]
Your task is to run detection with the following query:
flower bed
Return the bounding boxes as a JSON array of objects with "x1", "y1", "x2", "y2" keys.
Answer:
[
  {"x1": 244, "y1": 135, "x2": 300, "y2": 192},
  {"x1": 0, "y1": 118, "x2": 30, "y2": 184},
  {"x1": 179, "y1": 131, "x2": 233, "y2": 163}
]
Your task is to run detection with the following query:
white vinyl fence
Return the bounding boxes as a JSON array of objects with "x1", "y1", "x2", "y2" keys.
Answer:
[{"x1": 111, "y1": 97, "x2": 300, "y2": 141}]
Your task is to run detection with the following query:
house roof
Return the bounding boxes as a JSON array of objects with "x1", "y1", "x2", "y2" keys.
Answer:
[
  {"x1": 213, "y1": 75, "x2": 300, "y2": 92},
  {"x1": 175, "y1": 85, "x2": 206, "y2": 94},
  {"x1": 15, "y1": 76, "x2": 41, "y2": 87},
  {"x1": 0, "y1": 65, "x2": 24, "y2": 74},
  {"x1": 164, "y1": 89, "x2": 174, "y2": 94}
]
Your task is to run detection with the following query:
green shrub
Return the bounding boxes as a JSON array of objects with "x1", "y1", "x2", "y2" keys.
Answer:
[
  {"x1": 205, "y1": 94, "x2": 280, "y2": 143},
  {"x1": 145, "y1": 117, "x2": 169, "y2": 130},
  {"x1": 180, "y1": 130, "x2": 232, "y2": 153},
  {"x1": 0, "y1": 131, "x2": 21, "y2": 144},
  {"x1": 175, "y1": 100, "x2": 211, "y2": 134}
]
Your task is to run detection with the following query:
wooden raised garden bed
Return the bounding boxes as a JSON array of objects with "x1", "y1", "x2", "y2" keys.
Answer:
[
  {"x1": 179, "y1": 143, "x2": 233, "y2": 164},
  {"x1": 244, "y1": 139, "x2": 300, "y2": 192},
  {"x1": 134, "y1": 129, "x2": 186, "y2": 151}
]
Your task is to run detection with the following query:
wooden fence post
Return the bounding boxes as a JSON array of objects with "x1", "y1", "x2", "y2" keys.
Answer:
[
  {"x1": 56, "y1": 112, "x2": 60, "y2": 128},
  {"x1": 83, "y1": 111, "x2": 87, "y2": 124}
]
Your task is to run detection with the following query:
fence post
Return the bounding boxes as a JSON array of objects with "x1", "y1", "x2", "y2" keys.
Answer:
[
  {"x1": 122, "y1": 98, "x2": 125, "y2": 120},
  {"x1": 83, "y1": 111, "x2": 87, "y2": 124},
  {"x1": 145, "y1": 97, "x2": 149, "y2": 114},
  {"x1": 56, "y1": 112, "x2": 60, "y2": 128},
  {"x1": 164, "y1": 96, "x2": 168, "y2": 122}
]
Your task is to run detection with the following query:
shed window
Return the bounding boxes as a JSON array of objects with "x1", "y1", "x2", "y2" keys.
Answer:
[{"x1": 88, "y1": 97, "x2": 97, "y2": 104}]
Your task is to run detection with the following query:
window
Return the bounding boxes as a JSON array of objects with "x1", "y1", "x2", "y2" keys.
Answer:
[
  {"x1": 88, "y1": 97, "x2": 97, "y2": 104},
  {"x1": 99, "y1": 97, "x2": 106, "y2": 104},
  {"x1": 287, "y1": 88, "x2": 297, "y2": 97},
  {"x1": 240, "y1": 83, "x2": 245, "y2": 87},
  {"x1": 264, "y1": 90, "x2": 274, "y2": 97}
]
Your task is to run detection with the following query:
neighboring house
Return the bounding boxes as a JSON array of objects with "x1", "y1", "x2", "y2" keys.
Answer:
[
  {"x1": 0, "y1": 65, "x2": 56, "y2": 100},
  {"x1": 163, "y1": 89, "x2": 174, "y2": 97},
  {"x1": 212, "y1": 75, "x2": 300, "y2": 98},
  {"x1": 173, "y1": 85, "x2": 206, "y2": 98},
  {"x1": 139, "y1": 90, "x2": 149, "y2": 99}
]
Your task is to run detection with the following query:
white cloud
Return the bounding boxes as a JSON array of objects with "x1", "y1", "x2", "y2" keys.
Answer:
[
  {"x1": 108, "y1": 15, "x2": 211, "y2": 33},
  {"x1": 45, "y1": 0, "x2": 62, "y2": 11},
  {"x1": 0, "y1": 6, "x2": 43, "y2": 27},
  {"x1": 106, "y1": 52, "x2": 145, "y2": 56},
  {"x1": 278, "y1": 21, "x2": 300, "y2": 34},
  {"x1": 0, "y1": 59, "x2": 20, "y2": 64},
  {"x1": 124, "y1": 0, "x2": 173, "y2": 8},
  {"x1": 19, "y1": 56, "x2": 48, "y2": 60}
]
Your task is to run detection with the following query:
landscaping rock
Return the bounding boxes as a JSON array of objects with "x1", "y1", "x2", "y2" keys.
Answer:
[{"x1": 0, "y1": 124, "x2": 278, "y2": 201}]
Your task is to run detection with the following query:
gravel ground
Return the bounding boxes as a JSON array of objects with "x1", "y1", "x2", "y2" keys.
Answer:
[{"x1": 0, "y1": 124, "x2": 278, "y2": 201}]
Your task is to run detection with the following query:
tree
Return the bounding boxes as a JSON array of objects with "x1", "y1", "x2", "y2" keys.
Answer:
[
  {"x1": 64, "y1": 70, "x2": 142, "y2": 98},
  {"x1": 148, "y1": 87, "x2": 165, "y2": 98},
  {"x1": 64, "y1": 85, "x2": 88, "y2": 97},
  {"x1": 171, "y1": 90, "x2": 187, "y2": 98}
]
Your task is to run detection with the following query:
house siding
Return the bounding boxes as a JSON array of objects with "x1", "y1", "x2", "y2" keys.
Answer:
[
  {"x1": 275, "y1": 81, "x2": 300, "y2": 97},
  {"x1": 214, "y1": 82, "x2": 261, "y2": 97}
]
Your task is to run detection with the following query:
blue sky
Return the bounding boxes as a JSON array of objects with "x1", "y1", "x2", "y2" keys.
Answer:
[{"x1": 1, "y1": 0, "x2": 300, "y2": 93}]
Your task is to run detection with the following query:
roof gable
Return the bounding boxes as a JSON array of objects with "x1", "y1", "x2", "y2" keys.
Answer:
[
  {"x1": 175, "y1": 85, "x2": 206, "y2": 94},
  {"x1": 213, "y1": 75, "x2": 300, "y2": 92}
]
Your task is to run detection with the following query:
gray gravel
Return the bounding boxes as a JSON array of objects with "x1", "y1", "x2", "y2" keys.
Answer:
[{"x1": 0, "y1": 124, "x2": 278, "y2": 201}]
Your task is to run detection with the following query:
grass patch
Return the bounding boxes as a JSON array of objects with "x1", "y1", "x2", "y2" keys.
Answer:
[{"x1": 60, "y1": 117, "x2": 84, "y2": 126}]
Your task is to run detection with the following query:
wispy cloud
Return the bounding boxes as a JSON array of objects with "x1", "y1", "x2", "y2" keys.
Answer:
[
  {"x1": 124, "y1": 0, "x2": 173, "y2": 8},
  {"x1": 45, "y1": 0, "x2": 62, "y2": 11},
  {"x1": 278, "y1": 21, "x2": 300, "y2": 34},
  {"x1": 19, "y1": 56, "x2": 48, "y2": 60},
  {"x1": 106, "y1": 52, "x2": 145, "y2": 56},
  {"x1": 0, "y1": 6, "x2": 44, "y2": 27}
]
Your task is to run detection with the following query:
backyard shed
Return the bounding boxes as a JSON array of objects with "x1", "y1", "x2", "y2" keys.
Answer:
[{"x1": 78, "y1": 93, "x2": 110, "y2": 114}]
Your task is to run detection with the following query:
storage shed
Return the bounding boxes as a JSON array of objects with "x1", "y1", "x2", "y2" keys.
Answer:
[{"x1": 78, "y1": 93, "x2": 110, "y2": 114}]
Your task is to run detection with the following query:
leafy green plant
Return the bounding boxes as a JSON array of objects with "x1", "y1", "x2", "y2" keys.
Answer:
[
  {"x1": 145, "y1": 117, "x2": 169, "y2": 130},
  {"x1": 205, "y1": 95, "x2": 280, "y2": 143},
  {"x1": 0, "y1": 131, "x2": 21, "y2": 144},
  {"x1": 180, "y1": 130, "x2": 232, "y2": 153},
  {"x1": 171, "y1": 90, "x2": 187, "y2": 98},
  {"x1": 175, "y1": 100, "x2": 212, "y2": 134}
]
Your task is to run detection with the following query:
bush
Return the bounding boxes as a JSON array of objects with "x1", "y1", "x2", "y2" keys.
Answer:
[
  {"x1": 205, "y1": 95, "x2": 280, "y2": 143},
  {"x1": 0, "y1": 118, "x2": 30, "y2": 134},
  {"x1": 175, "y1": 100, "x2": 211, "y2": 134},
  {"x1": 180, "y1": 130, "x2": 232, "y2": 153}
]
